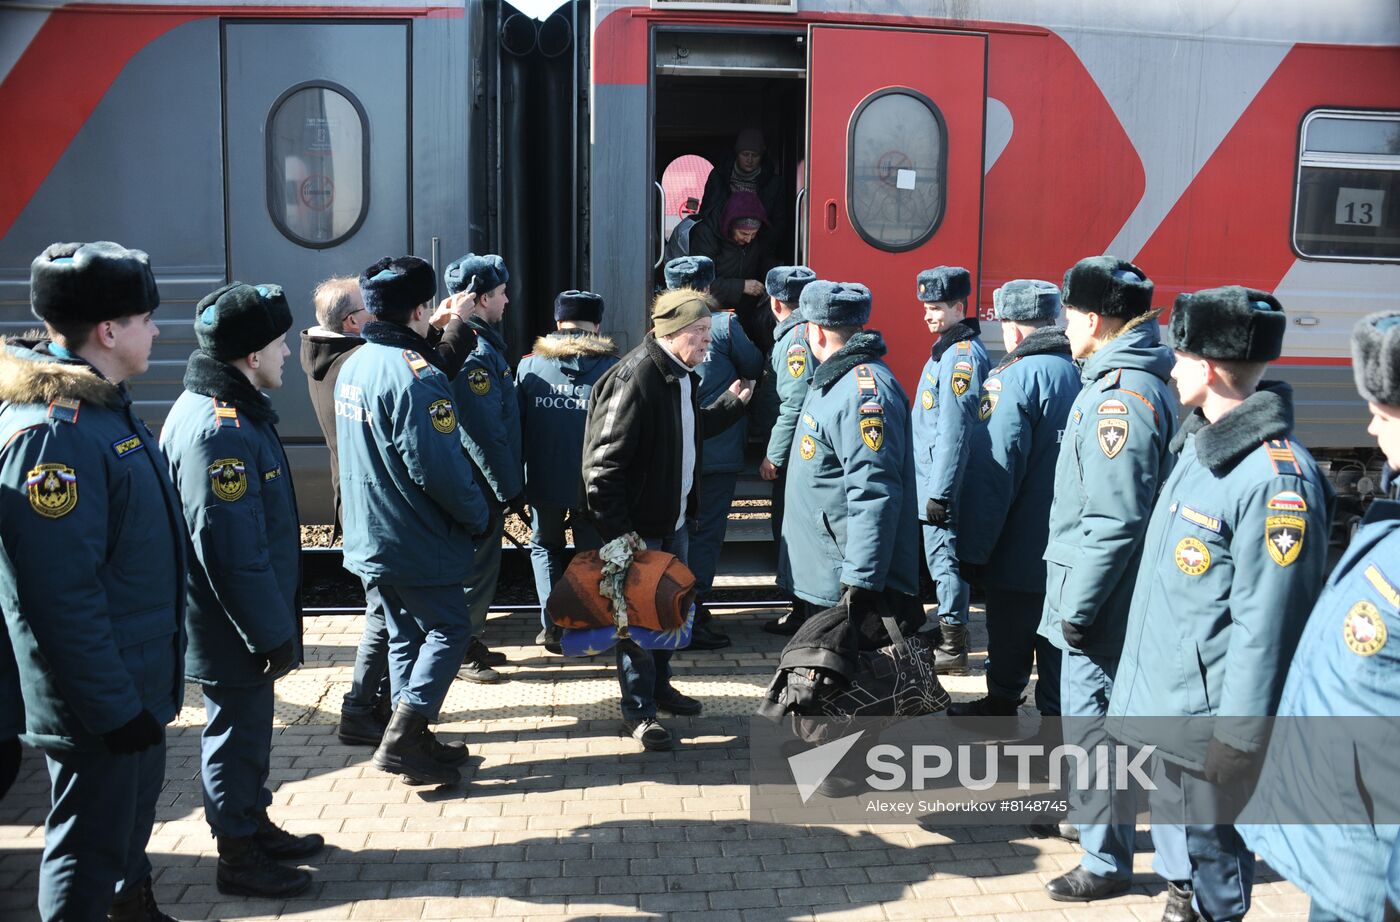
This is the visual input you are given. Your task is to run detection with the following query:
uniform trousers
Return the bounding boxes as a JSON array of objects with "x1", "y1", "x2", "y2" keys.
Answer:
[
  {"x1": 530, "y1": 502, "x2": 602, "y2": 630},
  {"x1": 921, "y1": 522, "x2": 968, "y2": 625},
  {"x1": 369, "y1": 581, "x2": 473, "y2": 721},
  {"x1": 1151, "y1": 757, "x2": 1255, "y2": 922},
  {"x1": 344, "y1": 599, "x2": 390, "y2": 717},
  {"x1": 688, "y1": 471, "x2": 740, "y2": 596},
  {"x1": 200, "y1": 682, "x2": 274, "y2": 839},
  {"x1": 463, "y1": 500, "x2": 504, "y2": 639},
  {"x1": 616, "y1": 526, "x2": 687, "y2": 720},
  {"x1": 40, "y1": 740, "x2": 165, "y2": 920},
  {"x1": 985, "y1": 586, "x2": 1061, "y2": 715}
]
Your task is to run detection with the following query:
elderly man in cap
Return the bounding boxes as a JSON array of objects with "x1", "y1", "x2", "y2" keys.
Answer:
[
  {"x1": 301, "y1": 278, "x2": 365, "y2": 541},
  {"x1": 1107, "y1": 287, "x2": 1331, "y2": 922},
  {"x1": 1243, "y1": 311, "x2": 1400, "y2": 922},
  {"x1": 759, "y1": 265, "x2": 818, "y2": 635},
  {"x1": 583, "y1": 289, "x2": 753, "y2": 751},
  {"x1": 0, "y1": 242, "x2": 188, "y2": 921},
  {"x1": 911, "y1": 266, "x2": 989, "y2": 672},
  {"x1": 337, "y1": 256, "x2": 490, "y2": 786},
  {"x1": 783, "y1": 281, "x2": 921, "y2": 630},
  {"x1": 162, "y1": 283, "x2": 318, "y2": 898},
  {"x1": 443, "y1": 253, "x2": 523, "y2": 683},
  {"x1": 952, "y1": 279, "x2": 1078, "y2": 719},
  {"x1": 516, "y1": 290, "x2": 619, "y2": 652}
]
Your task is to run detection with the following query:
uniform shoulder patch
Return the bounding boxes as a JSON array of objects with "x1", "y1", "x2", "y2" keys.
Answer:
[
  {"x1": 1097, "y1": 399, "x2": 1128, "y2": 415},
  {"x1": 466, "y1": 367, "x2": 492, "y2": 396},
  {"x1": 1265, "y1": 511, "x2": 1306, "y2": 567},
  {"x1": 951, "y1": 360, "x2": 973, "y2": 397},
  {"x1": 1344, "y1": 600, "x2": 1387, "y2": 656},
  {"x1": 1265, "y1": 439, "x2": 1302, "y2": 475},
  {"x1": 1178, "y1": 505, "x2": 1222, "y2": 534},
  {"x1": 955, "y1": 341, "x2": 971, "y2": 353},
  {"x1": 1365, "y1": 564, "x2": 1400, "y2": 609},
  {"x1": 26, "y1": 464, "x2": 77, "y2": 518},
  {"x1": 403, "y1": 349, "x2": 432, "y2": 378},
  {"x1": 428, "y1": 398, "x2": 458, "y2": 433},
  {"x1": 1096, "y1": 417, "x2": 1129, "y2": 459},
  {"x1": 786, "y1": 343, "x2": 807, "y2": 378},
  {"x1": 46, "y1": 396, "x2": 81, "y2": 424},
  {"x1": 208, "y1": 458, "x2": 248, "y2": 502},
  {"x1": 262, "y1": 466, "x2": 282, "y2": 482},
  {"x1": 978, "y1": 388, "x2": 998, "y2": 421},
  {"x1": 1267, "y1": 490, "x2": 1307, "y2": 512},
  {"x1": 860, "y1": 416, "x2": 884, "y2": 452},
  {"x1": 859, "y1": 400, "x2": 884, "y2": 416},
  {"x1": 111, "y1": 434, "x2": 144, "y2": 458},
  {"x1": 213, "y1": 400, "x2": 241, "y2": 428},
  {"x1": 855, "y1": 365, "x2": 878, "y2": 396},
  {"x1": 921, "y1": 388, "x2": 934, "y2": 410}
]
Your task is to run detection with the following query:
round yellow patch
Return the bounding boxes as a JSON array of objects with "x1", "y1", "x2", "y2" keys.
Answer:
[
  {"x1": 1174, "y1": 537, "x2": 1211, "y2": 576},
  {"x1": 921, "y1": 389, "x2": 934, "y2": 410},
  {"x1": 1343, "y1": 600, "x2": 1387, "y2": 656},
  {"x1": 798, "y1": 434, "x2": 816, "y2": 461}
]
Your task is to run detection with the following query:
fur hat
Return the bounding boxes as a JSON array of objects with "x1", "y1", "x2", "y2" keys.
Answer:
[
  {"x1": 554, "y1": 290, "x2": 605, "y2": 325},
  {"x1": 916, "y1": 266, "x2": 971, "y2": 304},
  {"x1": 800, "y1": 280, "x2": 872, "y2": 329},
  {"x1": 30, "y1": 241, "x2": 159, "y2": 325},
  {"x1": 664, "y1": 256, "x2": 715, "y2": 291},
  {"x1": 993, "y1": 279, "x2": 1061, "y2": 323},
  {"x1": 1351, "y1": 311, "x2": 1400, "y2": 407},
  {"x1": 194, "y1": 282, "x2": 294, "y2": 361},
  {"x1": 765, "y1": 265, "x2": 817, "y2": 304},
  {"x1": 1061, "y1": 256, "x2": 1154, "y2": 318},
  {"x1": 652, "y1": 289, "x2": 715, "y2": 338},
  {"x1": 1168, "y1": 286, "x2": 1286, "y2": 362},
  {"x1": 359, "y1": 256, "x2": 437, "y2": 317},
  {"x1": 444, "y1": 253, "x2": 509, "y2": 295}
]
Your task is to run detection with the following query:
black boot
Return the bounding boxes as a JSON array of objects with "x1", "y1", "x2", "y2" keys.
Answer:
[
  {"x1": 1163, "y1": 882, "x2": 1199, "y2": 922},
  {"x1": 215, "y1": 836, "x2": 312, "y2": 898},
  {"x1": 253, "y1": 809, "x2": 325, "y2": 860},
  {"x1": 946, "y1": 692, "x2": 1023, "y2": 718},
  {"x1": 934, "y1": 621, "x2": 969, "y2": 675},
  {"x1": 422, "y1": 728, "x2": 469, "y2": 766},
  {"x1": 336, "y1": 704, "x2": 387, "y2": 746},
  {"x1": 108, "y1": 878, "x2": 186, "y2": 922},
  {"x1": 688, "y1": 604, "x2": 731, "y2": 650},
  {"x1": 372, "y1": 702, "x2": 461, "y2": 785}
]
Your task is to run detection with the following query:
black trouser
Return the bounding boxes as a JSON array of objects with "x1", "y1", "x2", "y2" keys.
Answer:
[{"x1": 984, "y1": 586, "x2": 1061, "y2": 716}]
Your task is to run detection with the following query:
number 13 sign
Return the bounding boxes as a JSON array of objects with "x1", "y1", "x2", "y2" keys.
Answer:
[{"x1": 1336, "y1": 187, "x2": 1385, "y2": 226}]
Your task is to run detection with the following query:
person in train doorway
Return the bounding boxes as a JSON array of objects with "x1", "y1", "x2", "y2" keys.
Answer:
[
  {"x1": 671, "y1": 257, "x2": 765, "y2": 650},
  {"x1": 515, "y1": 290, "x2": 619, "y2": 654},
  {"x1": 0, "y1": 242, "x2": 187, "y2": 921},
  {"x1": 1242, "y1": 311, "x2": 1400, "y2": 922},
  {"x1": 161, "y1": 282, "x2": 319, "y2": 899},
  {"x1": 782, "y1": 281, "x2": 922, "y2": 635},
  {"x1": 444, "y1": 253, "x2": 525, "y2": 683},
  {"x1": 300, "y1": 277, "x2": 367, "y2": 543},
  {"x1": 337, "y1": 256, "x2": 491, "y2": 787},
  {"x1": 950, "y1": 280, "x2": 1078, "y2": 721},
  {"x1": 582, "y1": 289, "x2": 753, "y2": 751},
  {"x1": 910, "y1": 266, "x2": 990, "y2": 674},
  {"x1": 1030, "y1": 257, "x2": 1188, "y2": 906},
  {"x1": 757, "y1": 264, "x2": 819, "y2": 636},
  {"x1": 1106, "y1": 286, "x2": 1332, "y2": 922},
  {"x1": 697, "y1": 128, "x2": 785, "y2": 253},
  {"x1": 690, "y1": 189, "x2": 780, "y2": 353}
]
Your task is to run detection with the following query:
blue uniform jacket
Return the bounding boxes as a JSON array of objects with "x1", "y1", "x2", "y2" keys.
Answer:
[
  {"x1": 1243, "y1": 491, "x2": 1400, "y2": 921},
  {"x1": 783, "y1": 330, "x2": 920, "y2": 608},
  {"x1": 957, "y1": 328, "x2": 1079, "y2": 593},
  {"x1": 1039, "y1": 318, "x2": 1179, "y2": 656},
  {"x1": 911, "y1": 322, "x2": 989, "y2": 520},
  {"x1": 455, "y1": 318, "x2": 523, "y2": 503},
  {"x1": 0, "y1": 626, "x2": 24, "y2": 740},
  {"x1": 161, "y1": 351, "x2": 301, "y2": 686},
  {"x1": 516, "y1": 330, "x2": 619, "y2": 509},
  {"x1": 765, "y1": 311, "x2": 814, "y2": 468},
  {"x1": 0, "y1": 340, "x2": 185, "y2": 751},
  {"x1": 1107, "y1": 383, "x2": 1331, "y2": 769},
  {"x1": 337, "y1": 322, "x2": 490, "y2": 587},
  {"x1": 697, "y1": 311, "x2": 764, "y2": 474}
]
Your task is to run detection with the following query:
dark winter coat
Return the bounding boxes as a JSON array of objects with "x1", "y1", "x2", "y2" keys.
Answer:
[
  {"x1": 690, "y1": 220, "x2": 779, "y2": 349},
  {"x1": 299, "y1": 327, "x2": 362, "y2": 530},
  {"x1": 697, "y1": 153, "x2": 786, "y2": 242}
]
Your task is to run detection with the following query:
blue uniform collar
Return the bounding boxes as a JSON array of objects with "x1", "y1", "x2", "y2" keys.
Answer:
[
  {"x1": 466, "y1": 316, "x2": 508, "y2": 354},
  {"x1": 929, "y1": 319, "x2": 980, "y2": 363},
  {"x1": 810, "y1": 329, "x2": 888, "y2": 392},
  {"x1": 1170, "y1": 381, "x2": 1294, "y2": 474},
  {"x1": 774, "y1": 309, "x2": 805, "y2": 340},
  {"x1": 993, "y1": 327, "x2": 1070, "y2": 372},
  {"x1": 182, "y1": 349, "x2": 278, "y2": 423}
]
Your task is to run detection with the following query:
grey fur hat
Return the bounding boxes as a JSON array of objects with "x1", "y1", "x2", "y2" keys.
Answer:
[
  {"x1": 445, "y1": 253, "x2": 509, "y2": 295},
  {"x1": 993, "y1": 279, "x2": 1061, "y2": 323},
  {"x1": 1061, "y1": 256, "x2": 1154, "y2": 318},
  {"x1": 1168, "y1": 286, "x2": 1286, "y2": 363},
  {"x1": 360, "y1": 256, "x2": 437, "y2": 316},
  {"x1": 1352, "y1": 311, "x2": 1400, "y2": 407},
  {"x1": 31, "y1": 241, "x2": 159, "y2": 324},
  {"x1": 765, "y1": 265, "x2": 817, "y2": 304},
  {"x1": 916, "y1": 266, "x2": 971, "y2": 304},
  {"x1": 664, "y1": 256, "x2": 715, "y2": 291},
  {"x1": 195, "y1": 283, "x2": 294, "y2": 361},
  {"x1": 800, "y1": 281, "x2": 871, "y2": 329}
]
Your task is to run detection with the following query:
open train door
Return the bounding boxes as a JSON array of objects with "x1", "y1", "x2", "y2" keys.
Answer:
[{"x1": 804, "y1": 26, "x2": 986, "y2": 389}]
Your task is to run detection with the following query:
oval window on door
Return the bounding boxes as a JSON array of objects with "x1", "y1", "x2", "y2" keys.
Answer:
[
  {"x1": 847, "y1": 88, "x2": 947, "y2": 251},
  {"x1": 266, "y1": 81, "x2": 370, "y2": 249}
]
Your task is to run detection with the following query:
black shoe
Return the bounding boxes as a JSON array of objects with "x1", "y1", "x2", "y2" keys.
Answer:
[
  {"x1": 655, "y1": 689, "x2": 703, "y2": 716},
  {"x1": 1026, "y1": 822, "x2": 1079, "y2": 843},
  {"x1": 253, "y1": 810, "x2": 325, "y2": 860},
  {"x1": 762, "y1": 610, "x2": 805, "y2": 636},
  {"x1": 687, "y1": 624, "x2": 731, "y2": 650},
  {"x1": 215, "y1": 836, "x2": 312, "y2": 898},
  {"x1": 535, "y1": 625, "x2": 563, "y2": 651},
  {"x1": 1163, "y1": 882, "x2": 1199, "y2": 922},
  {"x1": 934, "y1": 621, "x2": 969, "y2": 675},
  {"x1": 695, "y1": 604, "x2": 728, "y2": 637},
  {"x1": 336, "y1": 706, "x2": 387, "y2": 746},
  {"x1": 946, "y1": 693, "x2": 1023, "y2": 718},
  {"x1": 372, "y1": 702, "x2": 461, "y2": 785},
  {"x1": 422, "y1": 728, "x2": 469, "y2": 766},
  {"x1": 1045, "y1": 867, "x2": 1131, "y2": 902},
  {"x1": 620, "y1": 718, "x2": 674, "y2": 751},
  {"x1": 108, "y1": 878, "x2": 183, "y2": 922},
  {"x1": 467, "y1": 639, "x2": 507, "y2": 667},
  {"x1": 456, "y1": 661, "x2": 503, "y2": 684}
]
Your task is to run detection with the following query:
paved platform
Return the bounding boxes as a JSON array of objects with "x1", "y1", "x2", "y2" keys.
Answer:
[{"x1": 0, "y1": 605, "x2": 1307, "y2": 921}]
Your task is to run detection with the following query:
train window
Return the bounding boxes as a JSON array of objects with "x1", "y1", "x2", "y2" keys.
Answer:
[
  {"x1": 266, "y1": 82, "x2": 370, "y2": 249},
  {"x1": 847, "y1": 88, "x2": 947, "y2": 252},
  {"x1": 661, "y1": 154, "x2": 713, "y2": 239},
  {"x1": 1294, "y1": 110, "x2": 1400, "y2": 262}
]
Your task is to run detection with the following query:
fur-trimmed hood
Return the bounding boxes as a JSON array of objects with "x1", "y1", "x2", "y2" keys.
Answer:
[
  {"x1": 530, "y1": 331, "x2": 618, "y2": 381},
  {"x1": 1082, "y1": 310, "x2": 1173, "y2": 386},
  {"x1": 0, "y1": 336, "x2": 125, "y2": 409}
]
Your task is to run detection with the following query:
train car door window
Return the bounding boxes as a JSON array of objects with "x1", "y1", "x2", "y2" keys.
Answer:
[
  {"x1": 847, "y1": 88, "x2": 947, "y2": 252},
  {"x1": 661, "y1": 154, "x2": 713, "y2": 241},
  {"x1": 1294, "y1": 110, "x2": 1400, "y2": 262},
  {"x1": 267, "y1": 82, "x2": 370, "y2": 249}
]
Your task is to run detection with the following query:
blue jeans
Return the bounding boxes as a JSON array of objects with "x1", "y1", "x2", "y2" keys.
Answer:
[
  {"x1": 40, "y1": 740, "x2": 165, "y2": 920},
  {"x1": 464, "y1": 501, "x2": 504, "y2": 639},
  {"x1": 921, "y1": 522, "x2": 968, "y2": 625},
  {"x1": 985, "y1": 586, "x2": 1061, "y2": 716},
  {"x1": 200, "y1": 682, "x2": 274, "y2": 838},
  {"x1": 616, "y1": 524, "x2": 688, "y2": 721},
  {"x1": 530, "y1": 503, "x2": 602, "y2": 630},
  {"x1": 344, "y1": 595, "x2": 390, "y2": 715},
  {"x1": 688, "y1": 471, "x2": 739, "y2": 596},
  {"x1": 369, "y1": 581, "x2": 473, "y2": 722},
  {"x1": 1152, "y1": 757, "x2": 1255, "y2": 922}
]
